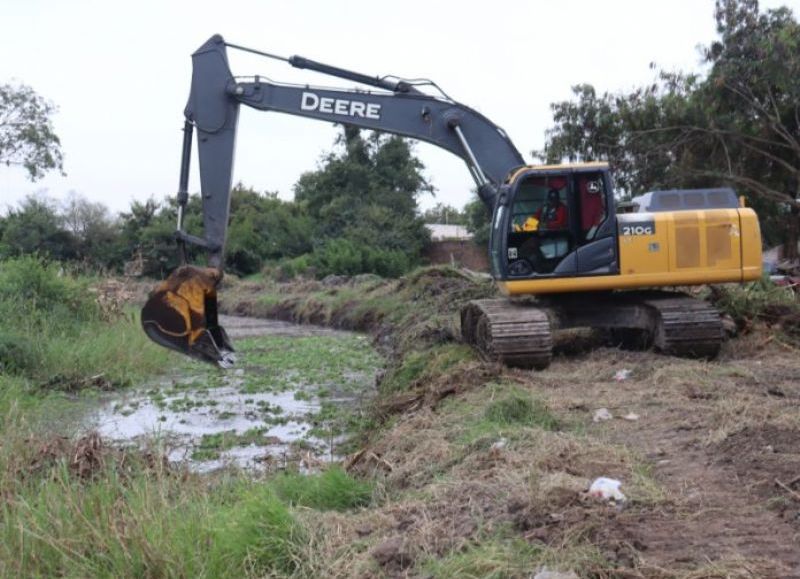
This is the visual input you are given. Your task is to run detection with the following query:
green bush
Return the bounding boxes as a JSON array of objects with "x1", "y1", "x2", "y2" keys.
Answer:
[
  {"x1": 709, "y1": 276, "x2": 798, "y2": 325},
  {"x1": 0, "y1": 332, "x2": 39, "y2": 375},
  {"x1": 311, "y1": 238, "x2": 411, "y2": 278},
  {"x1": 276, "y1": 254, "x2": 313, "y2": 280},
  {"x1": 0, "y1": 256, "x2": 97, "y2": 322}
]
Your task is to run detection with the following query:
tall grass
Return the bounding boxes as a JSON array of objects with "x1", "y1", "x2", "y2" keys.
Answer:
[
  {"x1": 0, "y1": 258, "x2": 378, "y2": 576},
  {"x1": 0, "y1": 256, "x2": 169, "y2": 387},
  {"x1": 271, "y1": 466, "x2": 373, "y2": 511},
  {"x1": 0, "y1": 462, "x2": 305, "y2": 577}
]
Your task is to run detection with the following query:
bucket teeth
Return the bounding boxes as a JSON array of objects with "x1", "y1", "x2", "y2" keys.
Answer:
[{"x1": 141, "y1": 265, "x2": 235, "y2": 367}]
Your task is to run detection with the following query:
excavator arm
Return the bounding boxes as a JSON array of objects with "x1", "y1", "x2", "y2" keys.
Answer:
[{"x1": 142, "y1": 34, "x2": 525, "y2": 366}]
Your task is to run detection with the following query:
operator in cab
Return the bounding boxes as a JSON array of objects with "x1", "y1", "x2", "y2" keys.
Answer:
[
  {"x1": 536, "y1": 189, "x2": 568, "y2": 230},
  {"x1": 513, "y1": 188, "x2": 567, "y2": 232}
]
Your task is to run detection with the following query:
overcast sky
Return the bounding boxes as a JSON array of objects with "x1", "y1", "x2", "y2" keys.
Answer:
[{"x1": 1, "y1": 0, "x2": 796, "y2": 215}]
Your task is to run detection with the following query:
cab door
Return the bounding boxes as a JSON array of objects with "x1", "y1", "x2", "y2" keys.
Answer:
[{"x1": 572, "y1": 171, "x2": 618, "y2": 275}]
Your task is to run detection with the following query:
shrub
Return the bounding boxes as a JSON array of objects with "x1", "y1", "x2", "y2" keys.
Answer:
[
  {"x1": 310, "y1": 238, "x2": 411, "y2": 278},
  {"x1": 275, "y1": 254, "x2": 313, "y2": 280},
  {"x1": 709, "y1": 276, "x2": 798, "y2": 326},
  {"x1": 0, "y1": 332, "x2": 39, "y2": 375},
  {"x1": 0, "y1": 256, "x2": 97, "y2": 322}
]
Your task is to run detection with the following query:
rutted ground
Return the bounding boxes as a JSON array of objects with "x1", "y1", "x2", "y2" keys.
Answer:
[
  {"x1": 221, "y1": 268, "x2": 800, "y2": 578},
  {"x1": 88, "y1": 316, "x2": 381, "y2": 472}
]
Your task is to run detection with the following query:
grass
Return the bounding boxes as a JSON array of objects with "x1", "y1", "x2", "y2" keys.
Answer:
[
  {"x1": 8, "y1": 261, "x2": 787, "y2": 576},
  {"x1": 0, "y1": 462, "x2": 304, "y2": 578},
  {"x1": 0, "y1": 256, "x2": 169, "y2": 389},
  {"x1": 0, "y1": 258, "x2": 382, "y2": 577},
  {"x1": 484, "y1": 392, "x2": 559, "y2": 430},
  {"x1": 419, "y1": 537, "x2": 545, "y2": 579},
  {"x1": 271, "y1": 467, "x2": 373, "y2": 511}
]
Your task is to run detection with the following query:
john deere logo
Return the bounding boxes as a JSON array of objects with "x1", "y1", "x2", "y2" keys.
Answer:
[{"x1": 300, "y1": 92, "x2": 382, "y2": 120}]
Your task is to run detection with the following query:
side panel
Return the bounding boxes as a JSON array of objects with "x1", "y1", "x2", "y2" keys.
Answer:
[
  {"x1": 500, "y1": 208, "x2": 762, "y2": 295},
  {"x1": 617, "y1": 213, "x2": 670, "y2": 274},
  {"x1": 739, "y1": 208, "x2": 763, "y2": 281},
  {"x1": 667, "y1": 209, "x2": 741, "y2": 273}
]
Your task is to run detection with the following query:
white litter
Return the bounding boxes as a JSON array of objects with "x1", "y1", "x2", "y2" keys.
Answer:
[
  {"x1": 588, "y1": 477, "x2": 626, "y2": 503},
  {"x1": 593, "y1": 408, "x2": 613, "y2": 422},
  {"x1": 623, "y1": 412, "x2": 640, "y2": 421},
  {"x1": 614, "y1": 369, "x2": 632, "y2": 382},
  {"x1": 533, "y1": 568, "x2": 579, "y2": 579},
  {"x1": 490, "y1": 438, "x2": 508, "y2": 452}
]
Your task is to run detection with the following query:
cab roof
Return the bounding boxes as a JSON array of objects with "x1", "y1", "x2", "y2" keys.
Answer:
[{"x1": 507, "y1": 162, "x2": 609, "y2": 184}]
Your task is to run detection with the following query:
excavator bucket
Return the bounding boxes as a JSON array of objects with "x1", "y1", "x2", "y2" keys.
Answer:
[{"x1": 141, "y1": 265, "x2": 236, "y2": 368}]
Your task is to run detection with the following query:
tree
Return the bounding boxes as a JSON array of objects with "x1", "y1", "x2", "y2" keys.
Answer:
[
  {"x1": 117, "y1": 198, "x2": 179, "y2": 276},
  {"x1": 464, "y1": 194, "x2": 492, "y2": 247},
  {"x1": 0, "y1": 195, "x2": 77, "y2": 261},
  {"x1": 294, "y1": 126, "x2": 432, "y2": 275},
  {"x1": 224, "y1": 184, "x2": 313, "y2": 275},
  {"x1": 62, "y1": 193, "x2": 120, "y2": 268},
  {"x1": 538, "y1": 0, "x2": 800, "y2": 249},
  {"x1": 422, "y1": 203, "x2": 467, "y2": 225},
  {"x1": 0, "y1": 83, "x2": 64, "y2": 180}
]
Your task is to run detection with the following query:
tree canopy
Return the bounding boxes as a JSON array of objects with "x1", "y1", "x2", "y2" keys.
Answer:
[
  {"x1": 538, "y1": 0, "x2": 800, "y2": 249},
  {"x1": 293, "y1": 126, "x2": 432, "y2": 276},
  {"x1": 0, "y1": 83, "x2": 64, "y2": 181}
]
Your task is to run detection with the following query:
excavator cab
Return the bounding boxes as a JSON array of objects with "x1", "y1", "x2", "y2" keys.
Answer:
[{"x1": 492, "y1": 164, "x2": 617, "y2": 280}]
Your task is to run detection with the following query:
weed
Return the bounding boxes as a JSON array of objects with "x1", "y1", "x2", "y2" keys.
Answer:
[
  {"x1": 271, "y1": 467, "x2": 373, "y2": 511},
  {"x1": 709, "y1": 276, "x2": 798, "y2": 326},
  {"x1": 421, "y1": 538, "x2": 544, "y2": 579},
  {"x1": 485, "y1": 393, "x2": 559, "y2": 430}
]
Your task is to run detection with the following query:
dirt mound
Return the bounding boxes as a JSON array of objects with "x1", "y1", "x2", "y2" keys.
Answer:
[{"x1": 717, "y1": 426, "x2": 800, "y2": 526}]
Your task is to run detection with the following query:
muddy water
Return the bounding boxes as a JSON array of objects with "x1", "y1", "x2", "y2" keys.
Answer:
[{"x1": 86, "y1": 315, "x2": 381, "y2": 472}]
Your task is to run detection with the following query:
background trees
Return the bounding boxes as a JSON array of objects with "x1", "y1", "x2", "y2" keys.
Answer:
[
  {"x1": 0, "y1": 126, "x2": 434, "y2": 278},
  {"x1": 538, "y1": 0, "x2": 800, "y2": 251},
  {"x1": 293, "y1": 127, "x2": 431, "y2": 276}
]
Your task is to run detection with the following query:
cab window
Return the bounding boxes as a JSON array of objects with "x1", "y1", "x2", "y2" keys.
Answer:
[
  {"x1": 576, "y1": 173, "x2": 607, "y2": 240},
  {"x1": 507, "y1": 175, "x2": 571, "y2": 276},
  {"x1": 509, "y1": 176, "x2": 568, "y2": 233}
]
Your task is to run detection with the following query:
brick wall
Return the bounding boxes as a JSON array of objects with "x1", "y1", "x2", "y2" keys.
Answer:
[{"x1": 423, "y1": 240, "x2": 489, "y2": 271}]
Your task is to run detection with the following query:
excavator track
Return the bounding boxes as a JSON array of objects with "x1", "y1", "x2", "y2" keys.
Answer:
[
  {"x1": 461, "y1": 292, "x2": 722, "y2": 370},
  {"x1": 642, "y1": 293, "x2": 723, "y2": 359},
  {"x1": 460, "y1": 299, "x2": 552, "y2": 369}
]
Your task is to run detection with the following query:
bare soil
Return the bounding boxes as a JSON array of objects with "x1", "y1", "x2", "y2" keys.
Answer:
[{"x1": 530, "y1": 339, "x2": 800, "y2": 577}]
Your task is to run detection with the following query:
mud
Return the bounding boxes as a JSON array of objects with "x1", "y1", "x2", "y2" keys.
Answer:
[{"x1": 86, "y1": 316, "x2": 381, "y2": 472}]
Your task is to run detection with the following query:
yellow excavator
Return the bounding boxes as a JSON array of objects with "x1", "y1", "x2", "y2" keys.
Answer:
[{"x1": 141, "y1": 35, "x2": 762, "y2": 369}]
